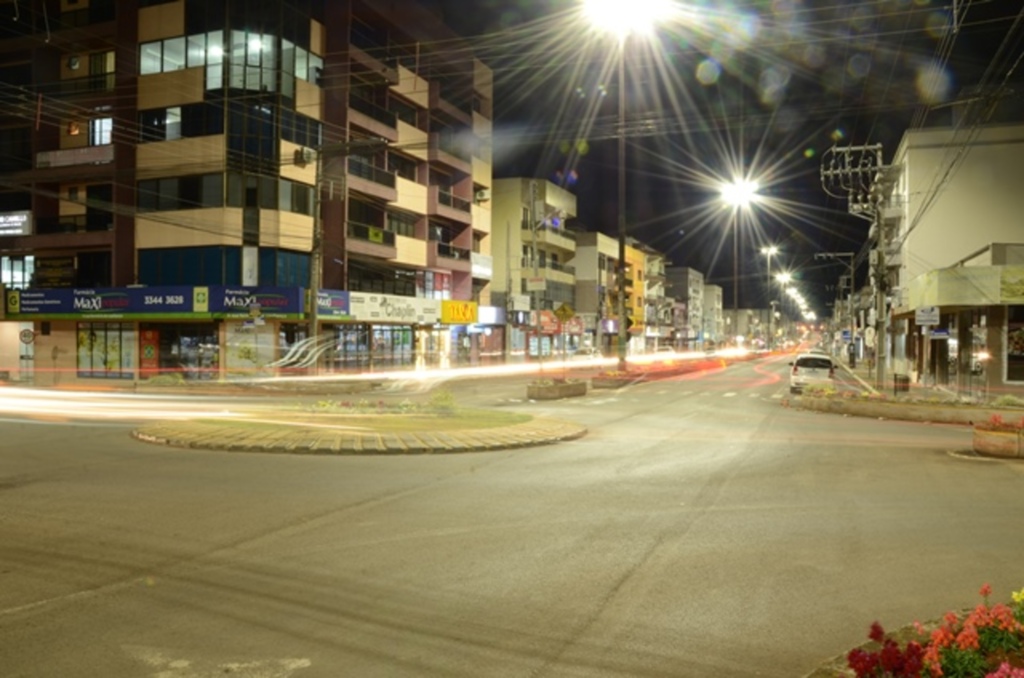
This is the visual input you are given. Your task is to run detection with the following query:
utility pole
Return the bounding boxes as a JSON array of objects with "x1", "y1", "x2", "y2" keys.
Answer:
[
  {"x1": 305, "y1": 138, "x2": 387, "y2": 373},
  {"x1": 821, "y1": 144, "x2": 891, "y2": 390},
  {"x1": 815, "y1": 251, "x2": 856, "y2": 365},
  {"x1": 529, "y1": 180, "x2": 541, "y2": 363}
]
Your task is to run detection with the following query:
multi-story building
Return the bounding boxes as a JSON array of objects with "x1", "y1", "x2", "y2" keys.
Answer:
[
  {"x1": 491, "y1": 178, "x2": 577, "y2": 357},
  {"x1": 666, "y1": 266, "x2": 704, "y2": 348},
  {"x1": 702, "y1": 284, "x2": 723, "y2": 347},
  {"x1": 887, "y1": 121, "x2": 1024, "y2": 398},
  {"x1": 570, "y1": 230, "x2": 620, "y2": 355},
  {"x1": 722, "y1": 308, "x2": 769, "y2": 345},
  {"x1": 0, "y1": 0, "x2": 494, "y2": 382},
  {"x1": 640, "y1": 245, "x2": 672, "y2": 350}
]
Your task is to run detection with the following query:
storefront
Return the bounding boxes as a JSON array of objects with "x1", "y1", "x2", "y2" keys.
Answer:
[{"x1": 3, "y1": 286, "x2": 304, "y2": 385}]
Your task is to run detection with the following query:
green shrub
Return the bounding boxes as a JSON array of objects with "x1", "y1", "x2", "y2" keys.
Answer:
[
  {"x1": 991, "y1": 395, "x2": 1024, "y2": 408},
  {"x1": 143, "y1": 373, "x2": 186, "y2": 386},
  {"x1": 427, "y1": 388, "x2": 457, "y2": 415}
]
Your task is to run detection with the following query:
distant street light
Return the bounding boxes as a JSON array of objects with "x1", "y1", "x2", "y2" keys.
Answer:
[{"x1": 583, "y1": 0, "x2": 671, "y2": 371}]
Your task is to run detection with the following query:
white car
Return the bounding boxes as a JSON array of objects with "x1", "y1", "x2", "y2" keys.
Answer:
[
  {"x1": 571, "y1": 347, "x2": 602, "y2": 360},
  {"x1": 789, "y1": 353, "x2": 835, "y2": 393}
]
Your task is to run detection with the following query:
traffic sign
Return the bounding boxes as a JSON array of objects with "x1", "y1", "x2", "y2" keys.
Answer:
[
  {"x1": 554, "y1": 303, "x2": 574, "y2": 322},
  {"x1": 19, "y1": 329, "x2": 34, "y2": 344},
  {"x1": 915, "y1": 306, "x2": 939, "y2": 326}
]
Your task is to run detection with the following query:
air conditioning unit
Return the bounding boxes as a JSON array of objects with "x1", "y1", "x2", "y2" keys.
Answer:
[
  {"x1": 294, "y1": 147, "x2": 314, "y2": 167},
  {"x1": 475, "y1": 188, "x2": 491, "y2": 202}
]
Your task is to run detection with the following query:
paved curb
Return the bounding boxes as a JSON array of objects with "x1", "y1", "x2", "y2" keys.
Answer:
[{"x1": 131, "y1": 416, "x2": 587, "y2": 455}]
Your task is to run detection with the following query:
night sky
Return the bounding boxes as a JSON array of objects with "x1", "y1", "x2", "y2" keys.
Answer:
[{"x1": 431, "y1": 0, "x2": 1022, "y2": 316}]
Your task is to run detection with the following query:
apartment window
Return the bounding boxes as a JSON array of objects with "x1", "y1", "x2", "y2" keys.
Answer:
[
  {"x1": 140, "y1": 31, "x2": 223, "y2": 87},
  {"x1": 1, "y1": 255, "x2": 34, "y2": 290},
  {"x1": 386, "y1": 211, "x2": 416, "y2": 237},
  {"x1": 349, "y1": 198, "x2": 382, "y2": 228},
  {"x1": 388, "y1": 97, "x2": 418, "y2": 126},
  {"x1": 280, "y1": 109, "x2": 321, "y2": 148},
  {"x1": 388, "y1": 153, "x2": 417, "y2": 181},
  {"x1": 138, "y1": 174, "x2": 224, "y2": 211},
  {"x1": 89, "y1": 118, "x2": 112, "y2": 146},
  {"x1": 293, "y1": 45, "x2": 322, "y2": 84}
]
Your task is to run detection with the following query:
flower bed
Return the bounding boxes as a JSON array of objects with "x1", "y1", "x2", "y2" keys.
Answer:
[
  {"x1": 526, "y1": 379, "x2": 587, "y2": 400},
  {"x1": 817, "y1": 584, "x2": 1024, "y2": 678},
  {"x1": 973, "y1": 415, "x2": 1024, "y2": 458}
]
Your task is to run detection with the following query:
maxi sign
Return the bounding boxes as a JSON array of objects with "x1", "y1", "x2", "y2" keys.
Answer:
[{"x1": 5, "y1": 286, "x2": 304, "y2": 320}]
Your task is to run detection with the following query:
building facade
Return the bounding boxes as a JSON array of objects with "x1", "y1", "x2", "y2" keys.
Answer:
[
  {"x1": 490, "y1": 178, "x2": 577, "y2": 358},
  {"x1": 0, "y1": 0, "x2": 495, "y2": 382},
  {"x1": 888, "y1": 122, "x2": 1024, "y2": 398},
  {"x1": 666, "y1": 266, "x2": 704, "y2": 348},
  {"x1": 702, "y1": 283, "x2": 723, "y2": 348}
]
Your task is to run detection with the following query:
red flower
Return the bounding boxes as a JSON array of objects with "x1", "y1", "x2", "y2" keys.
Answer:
[
  {"x1": 869, "y1": 621, "x2": 886, "y2": 643},
  {"x1": 980, "y1": 583, "x2": 993, "y2": 600},
  {"x1": 955, "y1": 624, "x2": 980, "y2": 651}
]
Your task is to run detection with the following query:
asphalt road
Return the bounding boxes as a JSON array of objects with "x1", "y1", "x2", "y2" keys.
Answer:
[{"x1": 1, "y1": 355, "x2": 1021, "y2": 678}]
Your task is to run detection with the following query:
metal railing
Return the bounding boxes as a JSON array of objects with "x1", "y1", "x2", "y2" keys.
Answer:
[
  {"x1": 347, "y1": 157, "x2": 396, "y2": 188},
  {"x1": 349, "y1": 95, "x2": 397, "y2": 128},
  {"x1": 35, "y1": 214, "x2": 112, "y2": 234},
  {"x1": 348, "y1": 221, "x2": 396, "y2": 246},
  {"x1": 438, "y1": 189, "x2": 471, "y2": 213},
  {"x1": 436, "y1": 241, "x2": 471, "y2": 260},
  {"x1": 520, "y1": 257, "x2": 576, "y2": 276}
]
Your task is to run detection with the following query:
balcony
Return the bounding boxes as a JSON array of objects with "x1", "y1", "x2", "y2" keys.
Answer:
[
  {"x1": 37, "y1": 73, "x2": 115, "y2": 99},
  {"x1": 427, "y1": 132, "x2": 471, "y2": 173},
  {"x1": 348, "y1": 44, "x2": 399, "y2": 85},
  {"x1": 521, "y1": 257, "x2": 575, "y2": 277},
  {"x1": 347, "y1": 157, "x2": 397, "y2": 202},
  {"x1": 347, "y1": 221, "x2": 397, "y2": 260},
  {"x1": 36, "y1": 144, "x2": 114, "y2": 169},
  {"x1": 427, "y1": 239, "x2": 472, "y2": 272},
  {"x1": 427, "y1": 186, "x2": 472, "y2": 225},
  {"x1": 429, "y1": 81, "x2": 472, "y2": 125},
  {"x1": 35, "y1": 214, "x2": 113, "y2": 234},
  {"x1": 520, "y1": 223, "x2": 576, "y2": 253},
  {"x1": 521, "y1": 258, "x2": 575, "y2": 286},
  {"x1": 348, "y1": 95, "x2": 398, "y2": 142}
]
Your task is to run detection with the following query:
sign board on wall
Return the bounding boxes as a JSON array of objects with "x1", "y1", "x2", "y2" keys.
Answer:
[
  {"x1": 0, "y1": 211, "x2": 31, "y2": 236},
  {"x1": 348, "y1": 292, "x2": 440, "y2": 324},
  {"x1": 5, "y1": 286, "x2": 304, "y2": 319},
  {"x1": 915, "y1": 306, "x2": 939, "y2": 325},
  {"x1": 313, "y1": 290, "x2": 351, "y2": 319},
  {"x1": 441, "y1": 300, "x2": 478, "y2": 324}
]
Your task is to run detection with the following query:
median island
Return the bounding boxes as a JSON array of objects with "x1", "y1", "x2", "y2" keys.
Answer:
[{"x1": 132, "y1": 389, "x2": 587, "y2": 454}]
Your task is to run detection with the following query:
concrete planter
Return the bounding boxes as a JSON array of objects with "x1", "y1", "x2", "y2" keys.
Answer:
[
  {"x1": 972, "y1": 427, "x2": 1024, "y2": 458},
  {"x1": 796, "y1": 396, "x2": 1024, "y2": 426},
  {"x1": 527, "y1": 381, "x2": 587, "y2": 400}
]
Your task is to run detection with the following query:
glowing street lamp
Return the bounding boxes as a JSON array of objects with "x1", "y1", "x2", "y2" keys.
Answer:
[
  {"x1": 583, "y1": 0, "x2": 671, "y2": 371},
  {"x1": 720, "y1": 178, "x2": 761, "y2": 342}
]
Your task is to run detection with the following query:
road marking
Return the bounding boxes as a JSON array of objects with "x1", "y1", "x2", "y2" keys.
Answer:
[
  {"x1": 771, "y1": 393, "x2": 783, "y2": 399},
  {"x1": 749, "y1": 393, "x2": 759, "y2": 398},
  {"x1": 723, "y1": 392, "x2": 737, "y2": 398},
  {"x1": 126, "y1": 646, "x2": 311, "y2": 678}
]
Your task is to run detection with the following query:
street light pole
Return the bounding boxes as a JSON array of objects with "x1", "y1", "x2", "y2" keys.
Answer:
[
  {"x1": 307, "y1": 138, "x2": 387, "y2": 373},
  {"x1": 616, "y1": 42, "x2": 628, "y2": 371},
  {"x1": 760, "y1": 245, "x2": 778, "y2": 350}
]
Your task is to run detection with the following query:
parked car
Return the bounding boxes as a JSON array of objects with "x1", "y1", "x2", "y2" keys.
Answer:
[
  {"x1": 571, "y1": 346, "x2": 602, "y2": 360},
  {"x1": 789, "y1": 353, "x2": 835, "y2": 393}
]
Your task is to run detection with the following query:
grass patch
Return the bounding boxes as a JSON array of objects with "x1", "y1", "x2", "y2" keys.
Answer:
[{"x1": 198, "y1": 408, "x2": 532, "y2": 433}]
